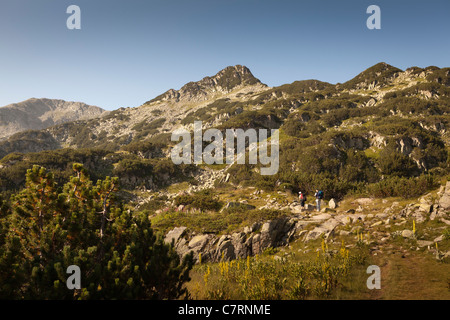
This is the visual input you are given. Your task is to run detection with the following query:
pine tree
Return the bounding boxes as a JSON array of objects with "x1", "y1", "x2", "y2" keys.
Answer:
[{"x1": 0, "y1": 164, "x2": 193, "y2": 299}]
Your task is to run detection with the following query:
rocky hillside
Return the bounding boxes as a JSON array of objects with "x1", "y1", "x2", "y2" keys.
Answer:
[
  {"x1": 0, "y1": 98, "x2": 107, "y2": 140},
  {"x1": 0, "y1": 62, "x2": 448, "y2": 192}
]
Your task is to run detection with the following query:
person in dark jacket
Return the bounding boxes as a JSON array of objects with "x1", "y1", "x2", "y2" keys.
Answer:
[{"x1": 314, "y1": 189, "x2": 324, "y2": 211}]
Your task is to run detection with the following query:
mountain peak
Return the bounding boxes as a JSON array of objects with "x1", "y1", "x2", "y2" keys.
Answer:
[
  {"x1": 213, "y1": 65, "x2": 259, "y2": 86},
  {"x1": 146, "y1": 65, "x2": 264, "y2": 104},
  {"x1": 341, "y1": 62, "x2": 402, "y2": 90}
]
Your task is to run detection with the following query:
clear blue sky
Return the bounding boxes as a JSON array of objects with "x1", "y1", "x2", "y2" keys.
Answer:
[{"x1": 1, "y1": 0, "x2": 449, "y2": 110}]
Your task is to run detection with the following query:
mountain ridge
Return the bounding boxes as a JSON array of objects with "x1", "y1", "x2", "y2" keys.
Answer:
[
  {"x1": 0, "y1": 98, "x2": 107, "y2": 140},
  {"x1": 0, "y1": 62, "x2": 448, "y2": 163}
]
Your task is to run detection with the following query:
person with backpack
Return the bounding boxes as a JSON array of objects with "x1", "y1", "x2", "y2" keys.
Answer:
[
  {"x1": 299, "y1": 191, "x2": 306, "y2": 209},
  {"x1": 314, "y1": 189, "x2": 324, "y2": 211}
]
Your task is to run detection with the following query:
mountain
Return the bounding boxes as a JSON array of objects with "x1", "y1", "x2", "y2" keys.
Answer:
[
  {"x1": 0, "y1": 65, "x2": 269, "y2": 157},
  {"x1": 1, "y1": 63, "x2": 449, "y2": 301},
  {"x1": 340, "y1": 62, "x2": 402, "y2": 90},
  {"x1": 0, "y1": 98, "x2": 107, "y2": 140},
  {"x1": 0, "y1": 62, "x2": 449, "y2": 189},
  {"x1": 145, "y1": 65, "x2": 266, "y2": 104}
]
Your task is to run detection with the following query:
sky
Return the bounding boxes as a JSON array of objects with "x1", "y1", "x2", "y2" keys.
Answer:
[{"x1": 0, "y1": 0, "x2": 449, "y2": 110}]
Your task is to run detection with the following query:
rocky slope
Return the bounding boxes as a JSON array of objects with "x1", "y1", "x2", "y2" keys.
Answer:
[
  {"x1": 0, "y1": 63, "x2": 448, "y2": 157},
  {"x1": 164, "y1": 181, "x2": 450, "y2": 264},
  {"x1": 0, "y1": 65, "x2": 269, "y2": 156},
  {"x1": 0, "y1": 98, "x2": 107, "y2": 140}
]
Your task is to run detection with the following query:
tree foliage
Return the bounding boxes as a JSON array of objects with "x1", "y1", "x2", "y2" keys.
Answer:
[{"x1": 0, "y1": 164, "x2": 193, "y2": 299}]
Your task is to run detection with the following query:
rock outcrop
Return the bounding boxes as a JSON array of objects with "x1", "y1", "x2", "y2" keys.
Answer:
[
  {"x1": 438, "y1": 181, "x2": 450, "y2": 212},
  {"x1": 163, "y1": 180, "x2": 450, "y2": 264}
]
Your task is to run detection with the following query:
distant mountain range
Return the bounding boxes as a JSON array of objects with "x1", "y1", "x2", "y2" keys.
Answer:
[{"x1": 0, "y1": 98, "x2": 107, "y2": 140}]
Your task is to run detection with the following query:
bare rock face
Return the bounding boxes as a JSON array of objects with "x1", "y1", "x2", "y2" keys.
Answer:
[
  {"x1": 397, "y1": 136, "x2": 424, "y2": 156},
  {"x1": 369, "y1": 132, "x2": 387, "y2": 148},
  {"x1": 0, "y1": 98, "x2": 107, "y2": 139},
  {"x1": 164, "y1": 226, "x2": 187, "y2": 245}
]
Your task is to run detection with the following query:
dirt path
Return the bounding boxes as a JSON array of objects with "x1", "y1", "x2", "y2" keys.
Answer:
[{"x1": 368, "y1": 249, "x2": 450, "y2": 300}]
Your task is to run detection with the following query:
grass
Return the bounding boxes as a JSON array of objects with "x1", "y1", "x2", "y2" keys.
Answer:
[
  {"x1": 166, "y1": 181, "x2": 191, "y2": 194},
  {"x1": 370, "y1": 250, "x2": 450, "y2": 300},
  {"x1": 183, "y1": 212, "x2": 450, "y2": 300},
  {"x1": 186, "y1": 182, "x2": 450, "y2": 299},
  {"x1": 186, "y1": 238, "x2": 371, "y2": 300},
  {"x1": 364, "y1": 147, "x2": 381, "y2": 160},
  {"x1": 150, "y1": 206, "x2": 289, "y2": 235}
]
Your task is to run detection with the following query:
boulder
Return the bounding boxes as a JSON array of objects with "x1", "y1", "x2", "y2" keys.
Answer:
[
  {"x1": 328, "y1": 198, "x2": 337, "y2": 209},
  {"x1": 251, "y1": 233, "x2": 262, "y2": 255},
  {"x1": 411, "y1": 211, "x2": 426, "y2": 224},
  {"x1": 416, "y1": 240, "x2": 433, "y2": 248},
  {"x1": 401, "y1": 230, "x2": 415, "y2": 239},
  {"x1": 174, "y1": 238, "x2": 190, "y2": 257},
  {"x1": 304, "y1": 227, "x2": 329, "y2": 242},
  {"x1": 164, "y1": 226, "x2": 187, "y2": 245},
  {"x1": 304, "y1": 218, "x2": 340, "y2": 242},
  {"x1": 430, "y1": 210, "x2": 437, "y2": 221},
  {"x1": 438, "y1": 181, "x2": 450, "y2": 211},
  {"x1": 375, "y1": 212, "x2": 389, "y2": 219},
  {"x1": 291, "y1": 205, "x2": 303, "y2": 214},
  {"x1": 320, "y1": 218, "x2": 341, "y2": 232},
  {"x1": 215, "y1": 238, "x2": 235, "y2": 261},
  {"x1": 189, "y1": 234, "x2": 211, "y2": 250},
  {"x1": 231, "y1": 232, "x2": 250, "y2": 259},
  {"x1": 419, "y1": 203, "x2": 432, "y2": 213}
]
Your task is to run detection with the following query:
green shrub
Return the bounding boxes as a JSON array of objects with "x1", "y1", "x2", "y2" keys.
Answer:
[
  {"x1": 365, "y1": 174, "x2": 438, "y2": 198},
  {"x1": 174, "y1": 189, "x2": 222, "y2": 212}
]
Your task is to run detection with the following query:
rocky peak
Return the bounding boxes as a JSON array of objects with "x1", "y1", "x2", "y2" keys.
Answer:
[
  {"x1": 341, "y1": 62, "x2": 402, "y2": 90},
  {"x1": 145, "y1": 65, "x2": 264, "y2": 104}
]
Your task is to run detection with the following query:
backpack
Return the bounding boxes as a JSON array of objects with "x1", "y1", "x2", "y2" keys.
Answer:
[{"x1": 317, "y1": 190, "x2": 324, "y2": 199}]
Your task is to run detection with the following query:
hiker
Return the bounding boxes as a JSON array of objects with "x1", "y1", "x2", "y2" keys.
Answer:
[
  {"x1": 299, "y1": 191, "x2": 306, "y2": 209},
  {"x1": 314, "y1": 189, "x2": 324, "y2": 211}
]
